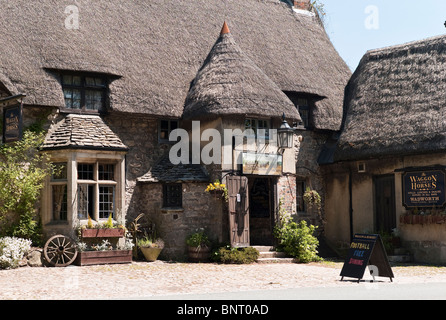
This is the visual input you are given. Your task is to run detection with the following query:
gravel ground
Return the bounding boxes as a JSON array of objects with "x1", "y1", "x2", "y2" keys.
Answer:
[{"x1": 2, "y1": 260, "x2": 446, "y2": 300}]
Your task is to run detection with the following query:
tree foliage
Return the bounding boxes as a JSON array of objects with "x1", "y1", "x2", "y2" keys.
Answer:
[{"x1": 0, "y1": 130, "x2": 54, "y2": 245}]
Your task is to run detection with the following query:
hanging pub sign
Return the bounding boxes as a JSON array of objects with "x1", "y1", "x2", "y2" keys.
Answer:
[
  {"x1": 242, "y1": 152, "x2": 282, "y2": 176},
  {"x1": 403, "y1": 170, "x2": 446, "y2": 208},
  {"x1": 3, "y1": 103, "x2": 23, "y2": 143},
  {"x1": 1, "y1": 94, "x2": 25, "y2": 144},
  {"x1": 340, "y1": 234, "x2": 394, "y2": 283}
]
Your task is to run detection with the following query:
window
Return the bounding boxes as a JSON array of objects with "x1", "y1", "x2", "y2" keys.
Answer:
[
  {"x1": 296, "y1": 179, "x2": 307, "y2": 215},
  {"x1": 99, "y1": 186, "x2": 115, "y2": 219},
  {"x1": 51, "y1": 163, "x2": 68, "y2": 221},
  {"x1": 77, "y1": 162, "x2": 116, "y2": 220},
  {"x1": 62, "y1": 74, "x2": 107, "y2": 112},
  {"x1": 245, "y1": 119, "x2": 270, "y2": 139},
  {"x1": 159, "y1": 119, "x2": 179, "y2": 142},
  {"x1": 44, "y1": 153, "x2": 125, "y2": 227},
  {"x1": 297, "y1": 98, "x2": 311, "y2": 129},
  {"x1": 163, "y1": 183, "x2": 182, "y2": 208}
]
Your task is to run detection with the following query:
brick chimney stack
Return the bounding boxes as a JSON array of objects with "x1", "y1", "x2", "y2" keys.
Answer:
[{"x1": 294, "y1": 0, "x2": 311, "y2": 11}]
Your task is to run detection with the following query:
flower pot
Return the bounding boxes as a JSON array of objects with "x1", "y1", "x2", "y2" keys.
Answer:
[
  {"x1": 81, "y1": 228, "x2": 125, "y2": 238},
  {"x1": 188, "y1": 246, "x2": 211, "y2": 263},
  {"x1": 140, "y1": 247, "x2": 162, "y2": 262},
  {"x1": 75, "y1": 250, "x2": 132, "y2": 266}
]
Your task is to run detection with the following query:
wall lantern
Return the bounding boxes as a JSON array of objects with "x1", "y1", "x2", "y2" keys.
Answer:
[{"x1": 277, "y1": 113, "x2": 299, "y2": 149}]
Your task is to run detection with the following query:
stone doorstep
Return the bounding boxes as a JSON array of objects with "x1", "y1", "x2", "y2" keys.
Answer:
[
  {"x1": 388, "y1": 254, "x2": 413, "y2": 263},
  {"x1": 252, "y1": 246, "x2": 296, "y2": 264}
]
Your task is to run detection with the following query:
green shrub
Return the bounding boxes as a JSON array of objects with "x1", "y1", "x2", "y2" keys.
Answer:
[
  {"x1": 274, "y1": 217, "x2": 322, "y2": 263},
  {"x1": 212, "y1": 245, "x2": 259, "y2": 264},
  {"x1": 0, "y1": 130, "x2": 53, "y2": 246}
]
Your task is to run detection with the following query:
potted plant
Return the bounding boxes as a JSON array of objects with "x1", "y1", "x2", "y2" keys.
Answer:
[
  {"x1": 138, "y1": 235, "x2": 164, "y2": 262},
  {"x1": 205, "y1": 180, "x2": 228, "y2": 202},
  {"x1": 186, "y1": 229, "x2": 211, "y2": 262}
]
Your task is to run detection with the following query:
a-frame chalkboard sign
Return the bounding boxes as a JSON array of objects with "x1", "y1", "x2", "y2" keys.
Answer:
[{"x1": 340, "y1": 234, "x2": 394, "y2": 283}]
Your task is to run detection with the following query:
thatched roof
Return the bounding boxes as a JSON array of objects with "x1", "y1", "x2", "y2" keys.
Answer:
[
  {"x1": 332, "y1": 34, "x2": 446, "y2": 162},
  {"x1": 42, "y1": 114, "x2": 128, "y2": 151},
  {"x1": 183, "y1": 22, "x2": 301, "y2": 121},
  {"x1": 0, "y1": 0, "x2": 350, "y2": 130}
]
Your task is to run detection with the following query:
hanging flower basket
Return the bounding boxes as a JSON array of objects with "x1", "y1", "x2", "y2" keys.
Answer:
[{"x1": 205, "y1": 180, "x2": 228, "y2": 202}]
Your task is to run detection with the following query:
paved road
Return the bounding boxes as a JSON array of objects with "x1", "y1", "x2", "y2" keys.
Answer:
[
  {"x1": 155, "y1": 282, "x2": 446, "y2": 300},
  {"x1": 2, "y1": 260, "x2": 446, "y2": 300}
]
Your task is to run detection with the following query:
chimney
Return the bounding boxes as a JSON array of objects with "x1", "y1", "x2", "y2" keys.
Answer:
[{"x1": 294, "y1": 0, "x2": 311, "y2": 11}]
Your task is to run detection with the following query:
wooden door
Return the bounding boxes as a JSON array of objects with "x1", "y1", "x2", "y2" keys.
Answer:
[
  {"x1": 227, "y1": 175, "x2": 250, "y2": 247},
  {"x1": 374, "y1": 175, "x2": 396, "y2": 233}
]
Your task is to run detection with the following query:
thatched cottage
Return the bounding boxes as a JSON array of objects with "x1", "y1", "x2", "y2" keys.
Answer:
[
  {"x1": 0, "y1": 0, "x2": 350, "y2": 259},
  {"x1": 322, "y1": 35, "x2": 446, "y2": 263}
]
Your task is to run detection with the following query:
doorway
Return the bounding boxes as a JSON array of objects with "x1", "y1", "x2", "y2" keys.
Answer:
[
  {"x1": 374, "y1": 175, "x2": 396, "y2": 233},
  {"x1": 226, "y1": 175, "x2": 276, "y2": 247},
  {"x1": 249, "y1": 177, "x2": 275, "y2": 246}
]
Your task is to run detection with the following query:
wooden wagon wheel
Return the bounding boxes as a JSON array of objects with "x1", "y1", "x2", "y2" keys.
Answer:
[{"x1": 43, "y1": 235, "x2": 78, "y2": 267}]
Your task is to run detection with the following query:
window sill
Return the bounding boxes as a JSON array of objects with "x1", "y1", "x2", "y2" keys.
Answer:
[
  {"x1": 46, "y1": 221, "x2": 69, "y2": 226},
  {"x1": 158, "y1": 140, "x2": 176, "y2": 145},
  {"x1": 161, "y1": 207, "x2": 184, "y2": 213}
]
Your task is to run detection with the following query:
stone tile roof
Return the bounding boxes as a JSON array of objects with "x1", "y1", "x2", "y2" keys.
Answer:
[
  {"x1": 42, "y1": 114, "x2": 128, "y2": 151},
  {"x1": 138, "y1": 156, "x2": 209, "y2": 183}
]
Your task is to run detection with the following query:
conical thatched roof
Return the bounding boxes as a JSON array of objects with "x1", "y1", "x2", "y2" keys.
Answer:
[
  {"x1": 183, "y1": 22, "x2": 301, "y2": 121},
  {"x1": 332, "y1": 34, "x2": 446, "y2": 162},
  {"x1": 0, "y1": 0, "x2": 350, "y2": 130}
]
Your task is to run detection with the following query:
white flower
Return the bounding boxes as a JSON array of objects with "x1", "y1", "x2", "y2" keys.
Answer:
[{"x1": 0, "y1": 237, "x2": 32, "y2": 269}]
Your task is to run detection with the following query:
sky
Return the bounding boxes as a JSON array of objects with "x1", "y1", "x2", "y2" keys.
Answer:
[{"x1": 322, "y1": 0, "x2": 446, "y2": 71}]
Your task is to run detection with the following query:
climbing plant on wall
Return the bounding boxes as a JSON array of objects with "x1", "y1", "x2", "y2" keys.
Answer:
[{"x1": 0, "y1": 130, "x2": 55, "y2": 246}]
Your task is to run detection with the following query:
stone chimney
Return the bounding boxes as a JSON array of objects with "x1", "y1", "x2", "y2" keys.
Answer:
[{"x1": 294, "y1": 0, "x2": 311, "y2": 11}]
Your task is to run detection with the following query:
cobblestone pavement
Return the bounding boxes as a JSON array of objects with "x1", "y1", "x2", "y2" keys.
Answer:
[{"x1": 2, "y1": 260, "x2": 446, "y2": 300}]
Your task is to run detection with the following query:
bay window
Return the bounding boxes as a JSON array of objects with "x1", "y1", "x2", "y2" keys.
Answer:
[{"x1": 43, "y1": 152, "x2": 126, "y2": 228}]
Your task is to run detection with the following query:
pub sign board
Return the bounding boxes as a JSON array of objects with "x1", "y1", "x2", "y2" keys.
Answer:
[
  {"x1": 340, "y1": 234, "x2": 394, "y2": 283},
  {"x1": 242, "y1": 152, "x2": 283, "y2": 176},
  {"x1": 403, "y1": 170, "x2": 446, "y2": 208},
  {"x1": 3, "y1": 104, "x2": 23, "y2": 143}
]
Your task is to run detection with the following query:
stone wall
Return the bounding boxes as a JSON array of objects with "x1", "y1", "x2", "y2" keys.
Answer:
[
  {"x1": 295, "y1": 129, "x2": 329, "y2": 230},
  {"x1": 137, "y1": 182, "x2": 225, "y2": 260},
  {"x1": 104, "y1": 114, "x2": 170, "y2": 221}
]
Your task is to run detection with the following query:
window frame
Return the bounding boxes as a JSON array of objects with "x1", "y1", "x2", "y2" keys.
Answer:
[
  {"x1": 296, "y1": 179, "x2": 307, "y2": 216},
  {"x1": 244, "y1": 118, "x2": 271, "y2": 140},
  {"x1": 50, "y1": 163, "x2": 68, "y2": 222},
  {"x1": 297, "y1": 98, "x2": 312, "y2": 129},
  {"x1": 76, "y1": 161, "x2": 118, "y2": 221},
  {"x1": 158, "y1": 119, "x2": 180, "y2": 144},
  {"x1": 163, "y1": 183, "x2": 183, "y2": 208},
  {"x1": 60, "y1": 73, "x2": 108, "y2": 114}
]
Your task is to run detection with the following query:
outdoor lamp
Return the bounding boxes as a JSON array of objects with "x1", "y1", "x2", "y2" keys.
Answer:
[{"x1": 277, "y1": 113, "x2": 295, "y2": 149}]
